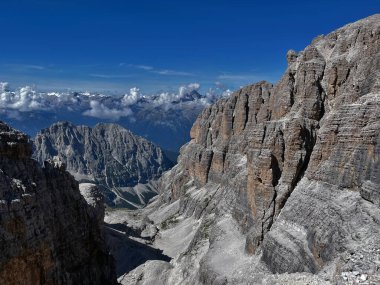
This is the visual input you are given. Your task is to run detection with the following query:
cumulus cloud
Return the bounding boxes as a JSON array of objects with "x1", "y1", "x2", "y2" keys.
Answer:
[
  {"x1": 221, "y1": 89, "x2": 233, "y2": 97},
  {"x1": 0, "y1": 81, "x2": 226, "y2": 121},
  {"x1": 149, "y1": 83, "x2": 203, "y2": 109},
  {"x1": 122, "y1": 87, "x2": 141, "y2": 106},
  {"x1": 83, "y1": 100, "x2": 132, "y2": 121},
  {"x1": 206, "y1": 82, "x2": 233, "y2": 99},
  {"x1": 179, "y1": 83, "x2": 200, "y2": 97},
  {"x1": 0, "y1": 82, "x2": 10, "y2": 92},
  {"x1": 0, "y1": 84, "x2": 48, "y2": 112},
  {"x1": 207, "y1": 87, "x2": 232, "y2": 99}
]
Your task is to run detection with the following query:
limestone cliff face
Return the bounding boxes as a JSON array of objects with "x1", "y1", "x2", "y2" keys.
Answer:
[
  {"x1": 150, "y1": 15, "x2": 380, "y2": 284},
  {"x1": 0, "y1": 121, "x2": 116, "y2": 285},
  {"x1": 33, "y1": 122, "x2": 172, "y2": 207}
]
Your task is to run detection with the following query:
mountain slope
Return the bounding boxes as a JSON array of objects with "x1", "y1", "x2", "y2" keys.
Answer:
[
  {"x1": 116, "y1": 14, "x2": 380, "y2": 284},
  {"x1": 0, "y1": 121, "x2": 117, "y2": 284},
  {"x1": 33, "y1": 121, "x2": 173, "y2": 207}
]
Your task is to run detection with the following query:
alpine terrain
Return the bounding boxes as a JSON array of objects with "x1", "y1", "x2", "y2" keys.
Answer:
[
  {"x1": 0, "y1": 12, "x2": 379, "y2": 285},
  {"x1": 108, "y1": 15, "x2": 380, "y2": 284}
]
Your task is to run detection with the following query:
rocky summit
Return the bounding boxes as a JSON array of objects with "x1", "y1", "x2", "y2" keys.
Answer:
[
  {"x1": 33, "y1": 121, "x2": 173, "y2": 208},
  {"x1": 0, "y1": 121, "x2": 117, "y2": 285},
  {"x1": 112, "y1": 15, "x2": 380, "y2": 284}
]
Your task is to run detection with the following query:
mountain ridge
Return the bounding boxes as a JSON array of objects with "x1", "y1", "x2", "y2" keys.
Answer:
[{"x1": 33, "y1": 121, "x2": 173, "y2": 207}]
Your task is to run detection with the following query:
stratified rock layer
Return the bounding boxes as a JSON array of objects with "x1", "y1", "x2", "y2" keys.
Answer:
[
  {"x1": 129, "y1": 15, "x2": 380, "y2": 284},
  {"x1": 0, "y1": 121, "x2": 116, "y2": 285},
  {"x1": 33, "y1": 122, "x2": 172, "y2": 207}
]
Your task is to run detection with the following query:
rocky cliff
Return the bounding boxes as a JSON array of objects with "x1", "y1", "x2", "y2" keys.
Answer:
[
  {"x1": 117, "y1": 15, "x2": 380, "y2": 284},
  {"x1": 33, "y1": 122, "x2": 172, "y2": 207},
  {"x1": 0, "y1": 121, "x2": 116, "y2": 285}
]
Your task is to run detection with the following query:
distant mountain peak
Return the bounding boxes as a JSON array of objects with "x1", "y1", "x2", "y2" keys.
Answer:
[{"x1": 34, "y1": 121, "x2": 173, "y2": 207}]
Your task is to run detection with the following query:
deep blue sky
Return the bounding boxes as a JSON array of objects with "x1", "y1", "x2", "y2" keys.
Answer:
[{"x1": 0, "y1": 0, "x2": 378, "y2": 93}]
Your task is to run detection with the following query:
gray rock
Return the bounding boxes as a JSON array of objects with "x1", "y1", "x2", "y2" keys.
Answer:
[
  {"x1": 33, "y1": 121, "x2": 173, "y2": 207},
  {"x1": 79, "y1": 183, "x2": 105, "y2": 223},
  {"x1": 0, "y1": 121, "x2": 117, "y2": 285}
]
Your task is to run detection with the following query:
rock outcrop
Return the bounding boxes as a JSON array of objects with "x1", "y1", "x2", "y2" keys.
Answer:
[
  {"x1": 119, "y1": 15, "x2": 380, "y2": 284},
  {"x1": 33, "y1": 122, "x2": 173, "y2": 207},
  {"x1": 0, "y1": 121, "x2": 116, "y2": 285}
]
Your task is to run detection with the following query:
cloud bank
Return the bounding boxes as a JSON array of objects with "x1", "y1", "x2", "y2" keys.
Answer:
[
  {"x1": 0, "y1": 81, "x2": 231, "y2": 121},
  {"x1": 83, "y1": 101, "x2": 132, "y2": 121},
  {"x1": 0, "y1": 84, "x2": 46, "y2": 112}
]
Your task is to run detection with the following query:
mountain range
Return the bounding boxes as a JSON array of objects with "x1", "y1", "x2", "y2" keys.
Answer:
[{"x1": 0, "y1": 83, "x2": 230, "y2": 151}]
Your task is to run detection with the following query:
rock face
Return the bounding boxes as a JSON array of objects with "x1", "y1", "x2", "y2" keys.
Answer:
[
  {"x1": 119, "y1": 15, "x2": 380, "y2": 284},
  {"x1": 0, "y1": 121, "x2": 116, "y2": 285},
  {"x1": 79, "y1": 183, "x2": 106, "y2": 224},
  {"x1": 33, "y1": 122, "x2": 173, "y2": 207}
]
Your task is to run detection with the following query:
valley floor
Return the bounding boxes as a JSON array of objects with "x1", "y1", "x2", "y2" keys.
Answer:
[{"x1": 103, "y1": 199, "x2": 335, "y2": 285}]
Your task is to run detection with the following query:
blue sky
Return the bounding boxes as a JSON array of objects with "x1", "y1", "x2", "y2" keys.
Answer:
[{"x1": 0, "y1": 0, "x2": 378, "y2": 94}]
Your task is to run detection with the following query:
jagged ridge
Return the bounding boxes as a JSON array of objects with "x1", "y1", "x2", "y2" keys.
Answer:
[{"x1": 33, "y1": 121, "x2": 173, "y2": 207}]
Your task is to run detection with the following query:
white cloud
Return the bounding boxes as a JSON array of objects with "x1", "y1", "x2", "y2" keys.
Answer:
[
  {"x1": 188, "y1": 83, "x2": 200, "y2": 89},
  {"x1": 129, "y1": 64, "x2": 194, "y2": 76},
  {"x1": 83, "y1": 100, "x2": 133, "y2": 121},
  {"x1": 90, "y1": 74, "x2": 133, "y2": 79},
  {"x1": 0, "y1": 82, "x2": 225, "y2": 122},
  {"x1": 0, "y1": 82, "x2": 10, "y2": 92},
  {"x1": 136, "y1": 65, "x2": 154, "y2": 71},
  {"x1": 218, "y1": 74, "x2": 259, "y2": 81},
  {"x1": 3, "y1": 64, "x2": 46, "y2": 72},
  {"x1": 153, "y1": 69, "x2": 194, "y2": 76},
  {"x1": 206, "y1": 82, "x2": 233, "y2": 99},
  {"x1": 179, "y1": 82, "x2": 200, "y2": 97},
  {"x1": 122, "y1": 87, "x2": 141, "y2": 106},
  {"x1": 0, "y1": 85, "x2": 49, "y2": 112},
  {"x1": 221, "y1": 89, "x2": 233, "y2": 97},
  {"x1": 24, "y1": 65, "x2": 45, "y2": 70},
  {"x1": 149, "y1": 83, "x2": 210, "y2": 111},
  {"x1": 0, "y1": 109, "x2": 21, "y2": 120}
]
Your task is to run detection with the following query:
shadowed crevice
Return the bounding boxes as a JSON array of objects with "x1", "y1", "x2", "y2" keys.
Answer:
[{"x1": 104, "y1": 224, "x2": 171, "y2": 277}]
